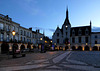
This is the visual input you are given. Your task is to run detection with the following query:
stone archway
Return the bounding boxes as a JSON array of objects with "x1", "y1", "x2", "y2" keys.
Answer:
[
  {"x1": 92, "y1": 46, "x2": 98, "y2": 51},
  {"x1": 85, "y1": 46, "x2": 89, "y2": 51},
  {"x1": 77, "y1": 46, "x2": 82, "y2": 51},
  {"x1": 1, "y1": 42, "x2": 9, "y2": 54},
  {"x1": 20, "y1": 44, "x2": 25, "y2": 50},
  {"x1": 71, "y1": 46, "x2": 76, "y2": 51}
]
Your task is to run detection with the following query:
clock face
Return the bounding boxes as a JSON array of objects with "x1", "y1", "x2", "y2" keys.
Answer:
[{"x1": 66, "y1": 25, "x2": 68, "y2": 28}]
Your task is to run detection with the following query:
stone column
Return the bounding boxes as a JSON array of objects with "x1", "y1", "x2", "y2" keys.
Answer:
[
  {"x1": 9, "y1": 43, "x2": 13, "y2": 51},
  {"x1": 98, "y1": 46, "x2": 99, "y2": 51},
  {"x1": 18, "y1": 43, "x2": 21, "y2": 50},
  {"x1": 25, "y1": 44, "x2": 28, "y2": 49},
  {"x1": 82, "y1": 46, "x2": 84, "y2": 51}
]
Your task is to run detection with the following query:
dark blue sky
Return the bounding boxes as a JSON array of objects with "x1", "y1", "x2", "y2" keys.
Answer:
[{"x1": 0, "y1": 0, "x2": 100, "y2": 38}]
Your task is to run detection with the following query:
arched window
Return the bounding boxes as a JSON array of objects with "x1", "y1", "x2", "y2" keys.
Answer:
[
  {"x1": 85, "y1": 28, "x2": 89, "y2": 35},
  {"x1": 78, "y1": 29, "x2": 82, "y2": 35},
  {"x1": 72, "y1": 29, "x2": 75, "y2": 36}
]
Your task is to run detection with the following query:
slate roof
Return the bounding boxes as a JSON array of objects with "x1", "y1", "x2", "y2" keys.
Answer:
[{"x1": 71, "y1": 26, "x2": 91, "y2": 36}]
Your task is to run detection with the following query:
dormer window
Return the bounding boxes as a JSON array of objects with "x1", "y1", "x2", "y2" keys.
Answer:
[
  {"x1": 72, "y1": 29, "x2": 75, "y2": 36},
  {"x1": 78, "y1": 29, "x2": 82, "y2": 35},
  {"x1": 85, "y1": 28, "x2": 89, "y2": 35}
]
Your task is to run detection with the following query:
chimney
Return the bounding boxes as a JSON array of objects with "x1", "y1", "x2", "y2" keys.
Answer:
[
  {"x1": 29, "y1": 27, "x2": 32, "y2": 30},
  {"x1": 36, "y1": 30, "x2": 37, "y2": 33},
  {"x1": 38, "y1": 29, "x2": 39, "y2": 33}
]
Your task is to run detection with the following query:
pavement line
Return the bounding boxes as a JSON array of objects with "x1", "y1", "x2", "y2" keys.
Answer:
[
  {"x1": 0, "y1": 64, "x2": 49, "y2": 71},
  {"x1": 53, "y1": 51, "x2": 70, "y2": 63}
]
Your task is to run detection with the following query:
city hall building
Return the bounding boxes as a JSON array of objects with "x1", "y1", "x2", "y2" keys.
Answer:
[{"x1": 52, "y1": 9, "x2": 100, "y2": 51}]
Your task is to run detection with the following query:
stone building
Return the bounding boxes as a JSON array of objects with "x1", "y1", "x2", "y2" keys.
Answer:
[
  {"x1": 52, "y1": 9, "x2": 100, "y2": 51},
  {"x1": 0, "y1": 14, "x2": 44, "y2": 53}
]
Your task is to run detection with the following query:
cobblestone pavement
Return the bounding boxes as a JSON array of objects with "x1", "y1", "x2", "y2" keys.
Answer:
[
  {"x1": 0, "y1": 51, "x2": 100, "y2": 71},
  {"x1": 69, "y1": 51, "x2": 100, "y2": 67}
]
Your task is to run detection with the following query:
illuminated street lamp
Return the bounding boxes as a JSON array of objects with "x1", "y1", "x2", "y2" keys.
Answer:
[
  {"x1": 12, "y1": 30, "x2": 16, "y2": 42},
  {"x1": 12, "y1": 30, "x2": 16, "y2": 36}
]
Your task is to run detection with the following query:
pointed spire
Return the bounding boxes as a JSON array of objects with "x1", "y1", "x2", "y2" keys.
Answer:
[
  {"x1": 90, "y1": 20, "x2": 92, "y2": 27},
  {"x1": 66, "y1": 7, "x2": 68, "y2": 19},
  {"x1": 43, "y1": 30, "x2": 45, "y2": 36}
]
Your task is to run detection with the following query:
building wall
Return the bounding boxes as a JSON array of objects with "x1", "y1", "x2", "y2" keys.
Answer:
[
  {"x1": 91, "y1": 33, "x2": 100, "y2": 48},
  {"x1": 52, "y1": 28, "x2": 63, "y2": 45}
]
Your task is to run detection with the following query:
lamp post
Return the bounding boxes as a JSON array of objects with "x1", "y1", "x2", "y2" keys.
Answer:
[
  {"x1": 40, "y1": 37, "x2": 43, "y2": 52},
  {"x1": 12, "y1": 30, "x2": 16, "y2": 58}
]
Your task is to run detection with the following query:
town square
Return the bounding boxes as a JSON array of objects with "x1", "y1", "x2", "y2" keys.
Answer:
[{"x1": 0, "y1": 0, "x2": 100, "y2": 71}]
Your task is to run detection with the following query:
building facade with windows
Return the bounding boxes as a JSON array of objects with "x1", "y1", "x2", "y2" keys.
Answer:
[
  {"x1": 52, "y1": 9, "x2": 100, "y2": 51},
  {"x1": 0, "y1": 14, "x2": 44, "y2": 53},
  {"x1": 0, "y1": 14, "x2": 20, "y2": 42}
]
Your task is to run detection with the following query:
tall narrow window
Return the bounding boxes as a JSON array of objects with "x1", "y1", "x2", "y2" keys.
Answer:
[
  {"x1": 95, "y1": 41, "x2": 97, "y2": 44},
  {"x1": 78, "y1": 29, "x2": 82, "y2": 35},
  {"x1": 78, "y1": 37, "x2": 81, "y2": 43},
  {"x1": 85, "y1": 37, "x2": 88, "y2": 43},
  {"x1": 72, "y1": 37, "x2": 75, "y2": 43},
  {"x1": 12, "y1": 26, "x2": 15, "y2": 30},
  {"x1": 1, "y1": 33, "x2": 4, "y2": 41},
  {"x1": 24, "y1": 31, "x2": 26, "y2": 36},
  {"x1": 72, "y1": 29, "x2": 75, "y2": 36},
  {"x1": 7, "y1": 34, "x2": 9, "y2": 42},
  {"x1": 0, "y1": 23, "x2": 4, "y2": 30},
  {"x1": 24, "y1": 37, "x2": 25, "y2": 42},
  {"x1": 57, "y1": 39, "x2": 59, "y2": 44},
  {"x1": 21, "y1": 30, "x2": 23, "y2": 35},
  {"x1": 6, "y1": 25, "x2": 10, "y2": 31}
]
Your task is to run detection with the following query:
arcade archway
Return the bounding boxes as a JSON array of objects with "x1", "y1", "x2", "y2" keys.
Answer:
[
  {"x1": 1, "y1": 43, "x2": 9, "y2": 54},
  {"x1": 92, "y1": 46, "x2": 98, "y2": 51},
  {"x1": 71, "y1": 46, "x2": 76, "y2": 51},
  {"x1": 85, "y1": 46, "x2": 89, "y2": 51},
  {"x1": 77, "y1": 46, "x2": 82, "y2": 51}
]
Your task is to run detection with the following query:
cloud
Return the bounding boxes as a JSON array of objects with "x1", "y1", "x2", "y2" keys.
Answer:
[{"x1": 48, "y1": 29, "x2": 55, "y2": 32}]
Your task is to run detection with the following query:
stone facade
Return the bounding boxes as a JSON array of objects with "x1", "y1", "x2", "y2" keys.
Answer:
[
  {"x1": 52, "y1": 9, "x2": 100, "y2": 51},
  {"x1": 0, "y1": 14, "x2": 44, "y2": 53}
]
